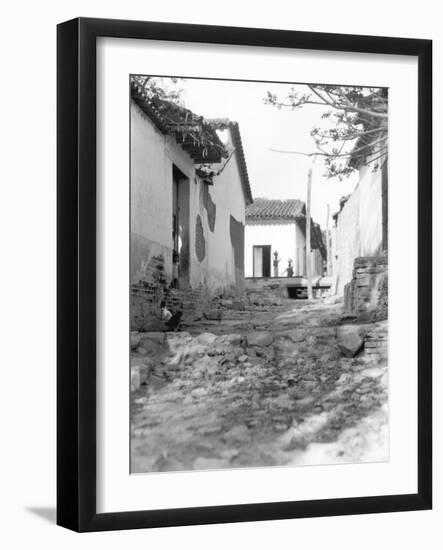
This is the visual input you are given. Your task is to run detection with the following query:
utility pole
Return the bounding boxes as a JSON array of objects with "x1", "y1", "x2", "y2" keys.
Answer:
[
  {"x1": 306, "y1": 163, "x2": 313, "y2": 300},
  {"x1": 269, "y1": 149, "x2": 316, "y2": 299}
]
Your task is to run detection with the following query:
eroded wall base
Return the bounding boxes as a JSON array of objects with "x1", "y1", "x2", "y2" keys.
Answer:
[{"x1": 344, "y1": 256, "x2": 388, "y2": 321}]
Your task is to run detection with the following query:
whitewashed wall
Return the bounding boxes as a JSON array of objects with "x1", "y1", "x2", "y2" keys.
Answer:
[
  {"x1": 333, "y1": 164, "x2": 384, "y2": 294},
  {"x1": 245, "y1": 219, "x2": 325, "y2": 278},
  {"x1": 131, "y1": 102, "x2": 247, "y2": 292},
  {"x1": 189, "y1": 128, "x2": 247, "y2": 290},
  {"x1": 359, "y1": 164, "x2": 384, "y2": 256},
  {"x1": 245, "y1": 220, "x2": 297, "y2": 277},
  {"x1": 131, "y1": 101, "x2": 194, "y2": 283}
]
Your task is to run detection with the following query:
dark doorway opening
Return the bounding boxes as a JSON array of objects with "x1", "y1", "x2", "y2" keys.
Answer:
[
  {"x1": 287, "y1": 286, "x2": 307, "y2": 299},
  {"x1": 253, "y1": 245, "x2": 271, "y2": 277},
  {"x1": 172, "y1": 165, "x2": 190, "y2": 289}
]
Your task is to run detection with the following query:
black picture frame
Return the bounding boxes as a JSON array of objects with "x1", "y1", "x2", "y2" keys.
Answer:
[{"x1": 57, "y1": 17, "x2": 432, "y2": 532}]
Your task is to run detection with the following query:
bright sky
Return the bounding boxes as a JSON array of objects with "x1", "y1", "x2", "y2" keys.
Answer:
[{"x1": 157, "y1": 77, "x2": 359, "y2": 229}]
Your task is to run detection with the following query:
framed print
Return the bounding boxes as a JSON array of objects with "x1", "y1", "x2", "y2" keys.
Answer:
[{"x1": 57, "y1": 17, "x2": 432, "y2": 532}]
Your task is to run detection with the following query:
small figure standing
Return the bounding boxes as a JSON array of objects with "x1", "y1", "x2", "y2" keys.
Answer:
[
  {"x1": 285, "y1": 258, "x2": 294, "y2": 278},
  {"x1": 160, "y1": 300, "x2": 183, "y2": 331},
  {"x1": 273, "y1": 250, "x2": 280, "y2": 277}
]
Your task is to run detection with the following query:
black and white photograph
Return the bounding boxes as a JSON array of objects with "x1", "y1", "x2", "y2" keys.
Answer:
[
  {"x1": 129, "y1": 75, "x2": 389, "y2": 473},
  {"x1": 0, "y1": 0, "x2": 437, "y2": 544}
]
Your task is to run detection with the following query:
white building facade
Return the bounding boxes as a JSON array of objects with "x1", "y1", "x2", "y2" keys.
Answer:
[
  {"x1": 331, "y1": 161, "x2": 388, "y2": 295},
  {"x1": 245, "y1": 199, "x2": 325, "y2": 279},
  {"x1": 130, "y1": 81, "x2": 253, "y2": 328}
]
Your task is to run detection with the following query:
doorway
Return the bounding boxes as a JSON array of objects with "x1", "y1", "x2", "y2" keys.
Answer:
[
  {"x1": 172, "y1": 165, "x2": 190, "y2": 288},
  {"x1": 287, "y1": 285, "x2": 307, "y2": 299},
  {"x1": 253, "y1": 245, "x2": 271, "y2": 277}
]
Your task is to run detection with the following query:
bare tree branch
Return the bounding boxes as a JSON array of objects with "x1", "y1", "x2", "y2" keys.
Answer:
[
  {"x1": 306, "y1": 85, "x2": 387, "y2": 119},
  {"x1": 265, "y1": 83, "x2": 388, "y2": 178},
  {"x1": 270, "y1": 136, "x2": 387, "y2": 160}
]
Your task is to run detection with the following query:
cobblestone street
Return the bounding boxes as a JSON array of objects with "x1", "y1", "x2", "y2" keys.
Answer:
[{"x1": 130, "y1": 297, "x2": 388, "y2": 473}]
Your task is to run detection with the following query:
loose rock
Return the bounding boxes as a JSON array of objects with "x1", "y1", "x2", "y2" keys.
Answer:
[
  {"x1": 196, "y1": 332, "x2": 218, "y2": 346},
  {"x1": 224, "y1": 424, "x2": 249, "y2": 441},
  {"x1": 246, "y1": 331, "x2": 274, "y2": 347},
  {"x1": 337, "y1": 325, "x2": 364, "y2": 357}
]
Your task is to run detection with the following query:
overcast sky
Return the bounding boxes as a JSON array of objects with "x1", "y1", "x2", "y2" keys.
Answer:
[{"x1": 156, "y1": 77, "x2": 360, "y2": 229}]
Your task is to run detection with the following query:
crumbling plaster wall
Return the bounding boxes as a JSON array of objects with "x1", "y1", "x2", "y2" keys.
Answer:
[
  {"x1": 189, "y1": 128, "x2": 246, "y2": 291},
  {"x1": 130, "y1": 102, "x2": 247, "y2": 328},
  {"x1": 333, "y1": 163, "x2": 384, "y2": 295},
  {"x1": 131, "y1": 100, "x2": 193, "y2": 286}
]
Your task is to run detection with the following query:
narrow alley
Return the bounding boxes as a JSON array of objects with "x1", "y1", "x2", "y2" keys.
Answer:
[{"x1": 131, "y1": 294, "x2": 388, "y2": 473}]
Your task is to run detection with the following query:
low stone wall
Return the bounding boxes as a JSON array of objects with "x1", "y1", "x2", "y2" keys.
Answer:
[
  {"x1": 245, "y1": 277, "x2": 296, "y2": 298},
  {"x1": 132, "y1": 282, "x2": 214, "y2": 331},
  {"x1": 131, "y1": 252, "x2": 209, "y2": 330},
  {"x1": 131, "y1": 254, "x2": 242, "y2": 330},
  {"x1": 245, "y1": 276, "x2": 331, "y2": 299},
  {"x1": 344, "y1": 256, "x2": 388, "y2": 321},
  {"x1": 364, "y1": 321, "x2": 388, "y2": 361}
]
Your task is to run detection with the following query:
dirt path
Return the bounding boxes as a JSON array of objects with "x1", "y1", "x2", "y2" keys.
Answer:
[{"x1": 130, "y1": 300, "x2": 388, "y2": 473}]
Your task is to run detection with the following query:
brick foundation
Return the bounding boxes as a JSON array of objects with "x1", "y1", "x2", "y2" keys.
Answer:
[
  {"x1": 131, "y1": 252, "x2": 215, "y2": 330},
  {"x1": 364, "y1": 322, "x2": 388, "y2": 361},
  {"x1": 131, "y1": 254, "x2": 171, "y2": 330}
]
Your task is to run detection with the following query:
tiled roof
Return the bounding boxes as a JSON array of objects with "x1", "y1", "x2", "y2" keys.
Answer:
[
  {"x1": 226, "y1": 121, "x2": 253, "y2": 205},
  {"x1": 131, "y1": 82, "x2": 253, "y2": 205},
  {"x1": 246, "y1": 198, "x2": 326, "y2": 258},
  {"x1": 246, "y1": 198, "x2": 305, "y2": 220},
  {"x1": 131, "y1": 81, "x2": 227, "y2": 164}
]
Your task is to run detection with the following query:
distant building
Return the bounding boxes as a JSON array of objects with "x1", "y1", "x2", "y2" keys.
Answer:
[
  {"x1": 245, "y1": 198, "x2": 326, "y2": 279},
  {"x1": 130, "y1": 81, "x2": 253, "y2": 328}
]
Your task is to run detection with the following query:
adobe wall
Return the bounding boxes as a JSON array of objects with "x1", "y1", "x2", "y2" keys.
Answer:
[
  {"x1": 130, "y1": 102, "x2": 247, "y2": 329},
  {"x1": 333, "y1": 163, "x2": 384, "y2": 295},
  {"x1": 188, "y1": 128, "x2": 247, "y2": 291}
]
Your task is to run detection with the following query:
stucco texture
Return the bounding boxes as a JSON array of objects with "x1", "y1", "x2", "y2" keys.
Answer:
[
  {"x1": 245, "y1": 221, "x2": 297, "y2": 277},
  {"x1": 333, "y1": 164, "x2": 384, "y2": 295},
  {"x1": 131, "y1": 101, "x2": 246, "y2": 294},
  {"x1": 245, "y1": 219, "x2": 323, "y2": 278}
]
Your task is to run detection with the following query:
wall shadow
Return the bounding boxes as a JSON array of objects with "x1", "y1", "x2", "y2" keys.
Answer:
[{"x1": 26, "y1": 506, "x2": 56, "y2": 524}]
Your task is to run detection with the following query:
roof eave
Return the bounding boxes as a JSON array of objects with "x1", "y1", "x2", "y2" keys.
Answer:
[
  {"x1": 228, "y1": 122, "x2": 253, "y2": 205},
  {"x1": 131, "y1": 87, "x2": 227, "y2": 165}
]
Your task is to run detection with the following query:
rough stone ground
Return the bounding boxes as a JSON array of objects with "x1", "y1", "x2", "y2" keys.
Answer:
[{"x1": 130, "y1": 298, "x2": 388, "y2": 473}]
